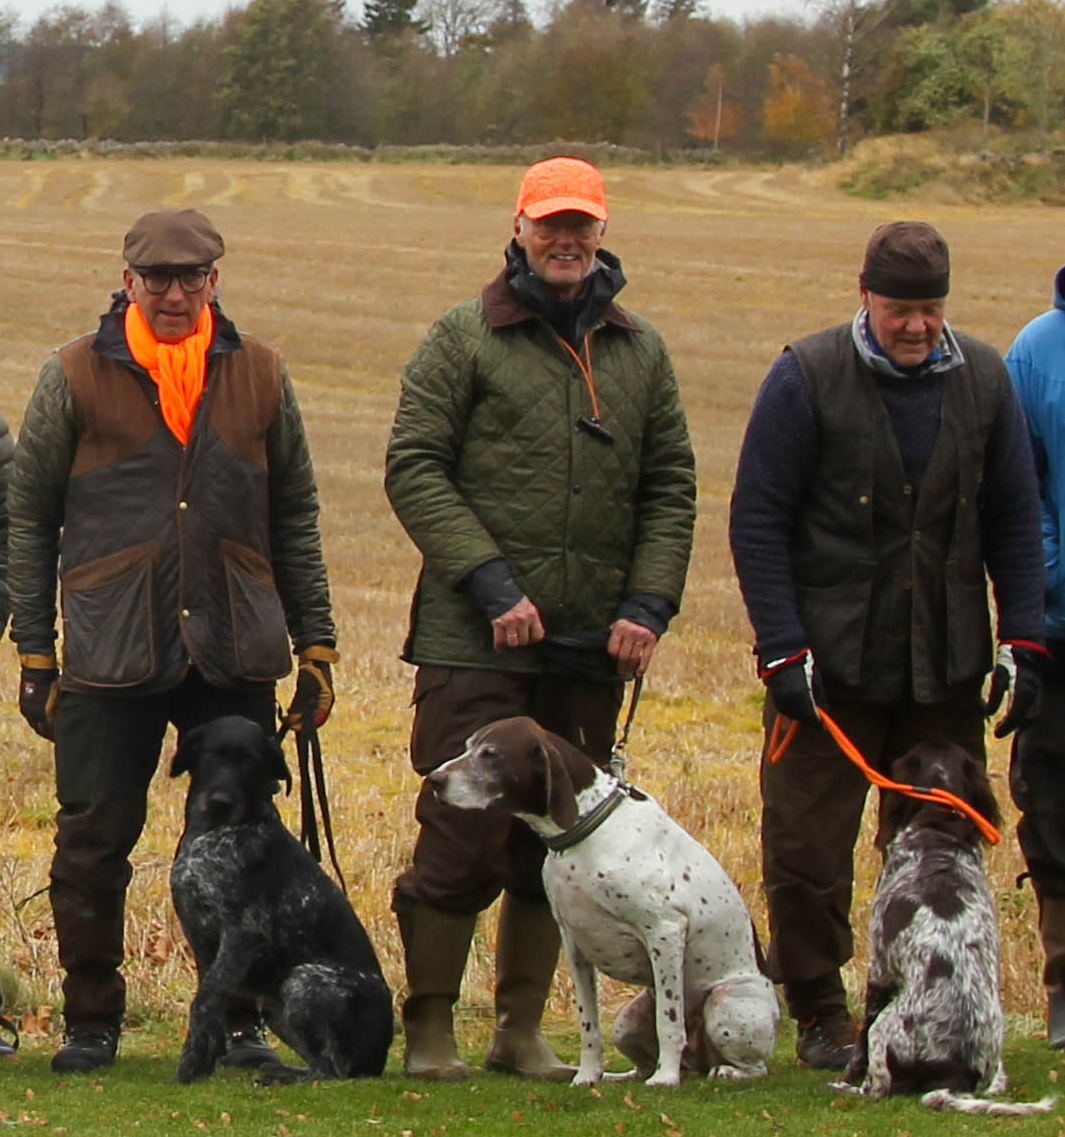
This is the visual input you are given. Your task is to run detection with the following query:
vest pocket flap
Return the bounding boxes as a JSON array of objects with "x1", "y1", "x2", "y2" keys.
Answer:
[
  {"x1": 61, "y1": 541, "x2": 160, "y2": 687},
  {"x1": 944, "y1": 558, "x2": 994, "y2": 685},
  {"x1": 796, "y1": 564, "x2": 875, "y2": 687},
  {"x1": 221, "y1": 540, "x2": 292, "y2": 681},
  {"x1": 219, "y1": 538, "x2": 276, "y2": 586}
]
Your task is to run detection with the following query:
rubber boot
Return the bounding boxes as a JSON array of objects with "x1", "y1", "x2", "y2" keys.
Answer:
[
  {"x1": 396, "y1": 898, "x2": 477, "y2": 1080},
  {"x1": 1040, "y1": 894, "x2": 1065, "y2": 1048},
  {"x1": 485, "y1": 892, "x2": 576, "y2": 1081}
]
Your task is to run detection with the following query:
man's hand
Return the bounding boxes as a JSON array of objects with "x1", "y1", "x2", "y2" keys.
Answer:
[
  {"x1": 285, "y1": 645, "x2": 340, "y2": 732},
  {"x1": 19, "y1": 652, "x2": 59, "y2": 741},
  {"x1": 759, "y1": 649, "x2": 823, "y2": 725},
  {"x1": 608, "y1": 619, "x2": 658, "y2": 677},
  {"x1": 984, "y1": 641, "x2": 1049, "y2": 738},
  {"x1": 492, "y1": 597, "x2": 545, "y2": 651}
]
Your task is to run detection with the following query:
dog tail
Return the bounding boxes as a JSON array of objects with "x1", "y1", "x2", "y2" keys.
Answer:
[{"x1": 921, "y1": 1089, "x2": 1057, "y2": 1115}]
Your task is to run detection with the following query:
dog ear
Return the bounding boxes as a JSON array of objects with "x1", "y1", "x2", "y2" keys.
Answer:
[
  {"x1": 170, "y1": 724, "x2": 208, "y2": 778},
  {"x1": 263, "y1": 733, "x2": 293, "y2": 795},
  {"x1": 537, "y1": 738, "x2": 579, "y2": 831},
  {"x1": 962, "y1": 754, "x2": 1001, "y2": 836}
]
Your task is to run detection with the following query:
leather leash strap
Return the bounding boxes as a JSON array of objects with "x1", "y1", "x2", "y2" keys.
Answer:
[
  {"x1": 609, "y1": 674, "x2": 643, "y2": 785},
  {"x1": 276, "y1": 719, "x2": 348, "y2": 893}
]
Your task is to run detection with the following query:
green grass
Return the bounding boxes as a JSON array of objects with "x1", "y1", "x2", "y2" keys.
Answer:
[{"x1": 3, "y1": 1017, "x2": 1062, "y2": 1136}]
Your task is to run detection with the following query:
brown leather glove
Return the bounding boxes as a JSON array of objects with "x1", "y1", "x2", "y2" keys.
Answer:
[
  {"x1": 285, "y1": 645, "x2": 339, "y2": 732},
  {"x1": 19, "y1": 652, "x2": 60, "y2": 741}
]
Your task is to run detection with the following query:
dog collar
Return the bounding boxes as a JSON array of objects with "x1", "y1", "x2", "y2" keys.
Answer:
[{"x1": 542, "y1": 785, "x2": 628, "y2": 852}]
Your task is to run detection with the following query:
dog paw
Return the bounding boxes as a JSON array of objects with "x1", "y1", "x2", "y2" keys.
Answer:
[
  {"x1": 645, "y1": 1070, "x2": 681, "y2": 1087},
  {"x1": 709, "y1": 1063, "x2": 766, "y2": 1080},
  {"x1": 255, "y1": 1062, "x2": 313, "y2": 1087},
  {"x1": 176, "y1": 1056, "x2": 213, "y2": 1083},
  {"x1": 571, "y1": 1069, "x2": 604, "y2": 1087}
]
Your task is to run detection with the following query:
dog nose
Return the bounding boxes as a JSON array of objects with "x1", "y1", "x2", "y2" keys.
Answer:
[
  {"x1": 427, "y1": 769, "x2": 448, "y2": 794},
  {"x1": 202, "y1": 789, "x2": 239, "y2": 823}
]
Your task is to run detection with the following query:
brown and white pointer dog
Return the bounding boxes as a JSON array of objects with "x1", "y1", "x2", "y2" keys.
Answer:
[{"x1": 429, "y1": 715, "x2": 778, "y2": 1086}]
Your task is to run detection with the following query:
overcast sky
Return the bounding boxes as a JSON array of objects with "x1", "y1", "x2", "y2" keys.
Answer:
[{"x1": 7, "y1": 0, "x2": 813, "y2": 31}]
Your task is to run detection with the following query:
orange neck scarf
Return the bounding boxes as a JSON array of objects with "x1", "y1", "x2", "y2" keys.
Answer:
[{"x1": 124, "y1": 302, "x2": 213, "y2": 445}]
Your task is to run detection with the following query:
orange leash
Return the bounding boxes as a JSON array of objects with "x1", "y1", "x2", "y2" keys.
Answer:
[{"x1": 767, "y1": 710, "x2": 1000, "y2": 845}]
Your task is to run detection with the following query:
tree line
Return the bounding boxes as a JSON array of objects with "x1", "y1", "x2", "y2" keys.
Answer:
[{"x1": 2, "y1": 0, "x2": 1064, "y2": 156}]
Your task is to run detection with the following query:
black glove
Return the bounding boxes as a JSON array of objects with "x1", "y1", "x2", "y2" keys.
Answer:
[
  {"x1": 285, "y1": 645, "x2": 339, "y2": 732},
  {"x1": 984, "y1": 641, "x2": 1048, "y2": 738},
  {"x1": 760, "y1": 649, "x2": 823, "y2": 725},
  {"x1": 19, "y1": 652, "x2": 59, "y2": 741}
]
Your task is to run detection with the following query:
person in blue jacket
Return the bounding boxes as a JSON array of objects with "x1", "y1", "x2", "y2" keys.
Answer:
[{"x1": 1005, "y1": 272, "x2": 1065, "y2": 1048}]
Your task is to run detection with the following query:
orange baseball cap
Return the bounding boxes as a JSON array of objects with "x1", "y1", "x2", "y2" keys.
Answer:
[{"x1": 515, "y1": 157, "x2": 608, "y2": 222}]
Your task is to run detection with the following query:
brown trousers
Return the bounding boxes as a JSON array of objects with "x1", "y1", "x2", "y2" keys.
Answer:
[
  {"x1": 393, "y1": 666, "x2": 623, "y2": 915},
  {"x1": 760, "y1": 690, "x2": 985, "y2": 1018}
]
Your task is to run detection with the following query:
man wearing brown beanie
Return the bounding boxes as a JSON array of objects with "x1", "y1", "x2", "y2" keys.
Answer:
[
  {"x1": 729, "y1": 220, "x2": 1046, "y2": 1068},
  {"x1": 8, "y1": 208, "x2": 337, "y2": 1073}
]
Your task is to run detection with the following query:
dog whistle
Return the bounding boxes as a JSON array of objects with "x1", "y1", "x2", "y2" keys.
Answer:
[{"x1": 577, "y1": 415, "x2": 615, "y2": 445}]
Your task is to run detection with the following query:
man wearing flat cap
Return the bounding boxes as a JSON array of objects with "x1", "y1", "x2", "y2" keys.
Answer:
[
  {"x1": 729, "y1": 219, "x2": 1046, "y2": 1068},
  {"x1": 8, "y1": 207, "x2": 338, "y2": 1073},
  {"x1": 385, "y1": 157, "x2": 696, "y2": 1079}
]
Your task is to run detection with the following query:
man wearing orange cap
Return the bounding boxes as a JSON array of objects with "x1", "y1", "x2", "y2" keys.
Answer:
[
  {"x1": 386, "y1": 158, "x2": 696, "y2": 1080},
  {"x1": 8, "y1": 208, "x2": 337, "y2": 1073}
]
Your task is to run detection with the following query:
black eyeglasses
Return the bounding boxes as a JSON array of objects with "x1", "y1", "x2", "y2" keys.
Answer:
[{"x1": 135, "y1": 267, "x2": 212, "y2": 295}]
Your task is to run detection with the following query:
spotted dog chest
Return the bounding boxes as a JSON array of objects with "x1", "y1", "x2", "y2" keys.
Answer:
[{"x1": 542, "y1": 796, "x2": 757, "y2": 988}]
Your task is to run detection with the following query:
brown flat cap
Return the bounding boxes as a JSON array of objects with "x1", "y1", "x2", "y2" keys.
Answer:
[
  {"x1": 859, "y1": 220, "x2": 949, "y2": 300},
  {"x1": 123, "y1": 208, "x2": 224, "y2": 267}
]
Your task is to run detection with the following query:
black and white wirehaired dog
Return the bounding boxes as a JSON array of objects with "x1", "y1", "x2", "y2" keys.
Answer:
[
  {"x1": 170, "y1": 716, "x2": 393, "y2": 1084},
  {"x1": 836, "y1": 741, "x2": 1054, "y2": 1115}
]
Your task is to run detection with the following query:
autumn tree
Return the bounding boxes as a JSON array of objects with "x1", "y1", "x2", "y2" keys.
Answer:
[
  {"x1": 762, "y1": 51, "x2": 836, "y2": 150},
  {"x1": 686, "y1": 63, "x2": 742, "y2": 149},
  {"x1": 526, "y1": 2, "x2": 650, "y2": 144}
]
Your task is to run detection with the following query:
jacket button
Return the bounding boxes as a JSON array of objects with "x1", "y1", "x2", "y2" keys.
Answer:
[
  {"x1": 903, "y1": 484, "x2": 913, "y2": 495},
  {"x1": 858, "y1": 494, "x2": 869, "y2": 505},
  {"x1": 572, "y1": 485, "x2": 582, "y2": 495},
  {"x1": 178, "y1": 501, "x2": 188, "y2": 510},
  {"x1": 181, "y1": 609, "x2": 191, "y2": 618}
]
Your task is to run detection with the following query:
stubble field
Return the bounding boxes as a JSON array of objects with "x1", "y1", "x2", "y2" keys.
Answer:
[{"x1": 0, "y1": 157, "x2": 1057, "y2": 1056}]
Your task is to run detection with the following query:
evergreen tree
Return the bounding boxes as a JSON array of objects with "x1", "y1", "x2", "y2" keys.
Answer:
[
  {"x1": 363, "y1": 0, "x2": 427, "y2": 37},
  {"x1": 215, "y1": 0, "x2": 345, "y2": 140}
]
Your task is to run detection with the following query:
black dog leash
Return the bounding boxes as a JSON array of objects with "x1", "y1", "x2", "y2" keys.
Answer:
[{"x1": 276, "y1": 718, "x2": 348, "y2": 894}]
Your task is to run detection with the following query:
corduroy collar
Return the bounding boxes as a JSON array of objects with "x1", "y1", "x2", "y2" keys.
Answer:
[{"x1": 482, "y1": 245, "x2": 641, "y2": 336}]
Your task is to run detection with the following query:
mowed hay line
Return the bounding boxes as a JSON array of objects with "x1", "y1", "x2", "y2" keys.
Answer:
[{"x1": 0, "y1": 159, "x2": 1052, "y2": 1037}]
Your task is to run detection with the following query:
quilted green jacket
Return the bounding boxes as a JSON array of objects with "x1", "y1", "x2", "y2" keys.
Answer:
[{"x1": 385, "y1": 267, "x2": 696, "y2": 672}]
